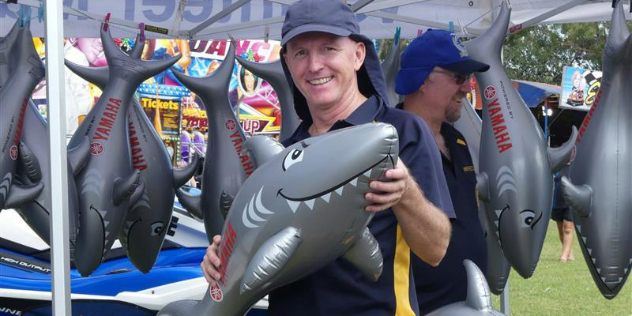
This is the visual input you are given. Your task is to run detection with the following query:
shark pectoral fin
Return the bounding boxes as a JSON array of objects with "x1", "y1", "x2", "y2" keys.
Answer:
[
  {"x1": 67, "y1": 136, "x2": 91, "y2": 176},
  {"x1": 173, "y1": 152, "x2": 200, "y2": 188},
  {"x1": 476, "y1": 173, "x2": 490, "y2": 201},
  {"x1": 560, "y1": 176, "x2": 592, "y2": 218},
  {"x1": 242, "y1": 136, "x2": 285, "y2": 169},
  {"x1": 113, "y1": 170, "x2": 142, "y2": 206},
  {"x1": 18, "y1": 141, "x2": 42, "y2": 183},
  {"x1": 341, "y1": 227, "x2": 383, "y2": 282},
  {"x1": 548, "y1": 126, "x2": 578, "y2": 172},
  {"x1": 463, "y1": 259, "x2": 494, "y2": 311},
  {"x1": 127, "y1": 180, "x2": 145, "y2": 208},
  {"x1": 240, "y1": 227, "x2": 302, "y2": 294},
  {"x1": 4, "y1": 182, "x2": 44, "y2": 208},
  {"x1": 175, "y1": 188, "x2": 203, "y2": 219}
]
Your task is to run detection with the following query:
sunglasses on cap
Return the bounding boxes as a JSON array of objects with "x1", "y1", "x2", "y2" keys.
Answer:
[{"x1": 432, "y1": 69, "x2": 472, "y2": 85}]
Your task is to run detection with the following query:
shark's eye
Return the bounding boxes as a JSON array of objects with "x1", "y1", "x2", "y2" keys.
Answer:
[
  {"x1": 151, "y1": 222, "x2": 164, "y2": 236},
  {"x1": 283, "y1": 149, "x2": 304, "y2": 171},
  {"x1": 519, "y1": 210, "x2": 536, "y2": 229}
]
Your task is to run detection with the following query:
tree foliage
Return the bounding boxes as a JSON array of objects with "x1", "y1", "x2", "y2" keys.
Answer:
[{"x1": 503, "y1": 21, "x2": 631, "y2": 85}]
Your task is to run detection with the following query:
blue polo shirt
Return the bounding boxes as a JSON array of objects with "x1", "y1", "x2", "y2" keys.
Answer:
[
  {"x1": 268, "y1": 96, "x2": 455, "y2": 316},
  {"x1": 411, "y1": 123, "x2": 487, "y2": 315}
]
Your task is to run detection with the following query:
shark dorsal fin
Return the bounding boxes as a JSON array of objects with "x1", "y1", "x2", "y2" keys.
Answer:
[{"x1": 463, "y1": 259, "x2": 494, "y2": 311}]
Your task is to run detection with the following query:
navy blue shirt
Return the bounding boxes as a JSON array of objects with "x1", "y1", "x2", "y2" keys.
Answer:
[
  {"x1": 411, "y1": 123, "x2": 487, "y2": 315},
  {"x1": 268, "y1": 96, "x2": 455, "y2": 316}
]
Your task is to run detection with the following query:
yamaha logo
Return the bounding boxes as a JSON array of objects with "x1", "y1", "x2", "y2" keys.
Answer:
[
  {"x1": 9, "y1": 145, "x2": 17, "y2": 161},
  {"x1": 90, "y1": 142, "x2": 105, "y2": 155},
  {"x1": 484, "y1": 85, "x2": 497, "y2": 100},
  {"x1": 225, "y1": 119, "x2": 236, "y2": 131},
  {"x1": 210, "y1": 283, "x2": 223, "y2": 302}
]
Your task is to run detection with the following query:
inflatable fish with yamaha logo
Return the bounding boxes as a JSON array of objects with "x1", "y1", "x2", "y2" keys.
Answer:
[
  {"x1": 560, "y1": 0, "x2": 632, "y2": 299},
  {"x1": 464, "y1": 0, "x2": 577, "y2": 279},
  {"x1": 0, "y1": 201, "x2": 269, "y2": 316},
  {"x1": 65, "y1": 31, "x2": 201, "y2": 274}
]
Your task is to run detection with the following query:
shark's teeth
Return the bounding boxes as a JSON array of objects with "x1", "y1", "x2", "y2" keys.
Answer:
[
  {"x1": 494, "y1": 220, "x2": 499, "y2": 228},
  {"x1": 601, "y1": 277, "x2": 607, "y2": 283},
  {"x1": 304, "y1": 199, "x2": 315, "y2": 210},
  {"x1": 628, "y1": 258, "x2": 632, "y2": 265},
  {"x1": 592, "y1": 258, "x2": 597, "y2": 264},
  {"x1": 335, "y1": 186, "x2": 344, "y2": 196},
  {"x1": 363, "y1": 170, "x2": 371, "y2": 178},
  {"x1": 582, "y1": 236, "x2": 587, "y2": 243},
  {"x1": 624, "y1": 268, "x2": 629, "y2": 275},
  {"x1": 494, "y1": 209, "x2": 502, "y2": 218},
  {"x1": 350, "y1": 178, "x2": 358, "y2": 187},
  {"x1": 597, "y1": 268, "x2": 601, "y2": 274},
  {"x1": 321, "y1": 193, "x2": 331, "y2": 203},
  {"x1": 587, "y1": 248, "x2": 592, "y2": 255},
  {"x1": 618, "y1": 277, "x2": 623, "y2": 283},
  {"x1": 287, "y1": 200, "x2": 300, "y2": 213},
  {"x1": 576, "y1": 224, "x2": 581, "y2": 233}
]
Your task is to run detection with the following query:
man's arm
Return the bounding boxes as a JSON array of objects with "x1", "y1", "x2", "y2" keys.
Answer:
[{"x1": 365, "y1": 161, "x2": 451, "y2": 266}]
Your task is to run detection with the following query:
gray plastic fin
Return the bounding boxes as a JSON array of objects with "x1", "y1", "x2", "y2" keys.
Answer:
[
  {"x1": 173, "y1": 152, "x2": 200, "y2": 188},
  {"x1": 560, "y1": 176, "x2": 592, "y2": 218},
  {"x1": 240, "y1": 226, "x2": 302, "y2": 294},
  {"x1": 548, "y1": 126, "x2": 578, "y2": 172},
  {"x1": 175, "y1": 188, "x2": 203, "y2": 219},
  {"x1": 463, "y1": 259, "x2": 494, "y2": 311},
  {"x1": 341, "y1": 227, "x2": 383, "y2": 281},
  {"x1": 113, "y1": 169, "x2": 142, "y2": 206},
  {"x1": 19, "y1": 141, "x2": 41, "y2": 182},
  {"x1": 4, "y1": 182, "x2": 44, "y2": 208},
  {"x1": 476, "y1": 172, "x2": 490, "y2": 201}
]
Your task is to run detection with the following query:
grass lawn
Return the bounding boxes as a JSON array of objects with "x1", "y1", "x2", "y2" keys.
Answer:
[{"x1": 491, "y1": 220, "x2": 632, "y2": 315}]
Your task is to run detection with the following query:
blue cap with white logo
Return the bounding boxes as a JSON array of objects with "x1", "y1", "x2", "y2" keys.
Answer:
[{"x1": 395, "y1": 29, "x2": 489, "y2": 95}]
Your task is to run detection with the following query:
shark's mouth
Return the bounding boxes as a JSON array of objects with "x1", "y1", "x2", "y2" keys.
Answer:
[{"x1": 277, "y1": 155, "x2": 393, "y2": 212}]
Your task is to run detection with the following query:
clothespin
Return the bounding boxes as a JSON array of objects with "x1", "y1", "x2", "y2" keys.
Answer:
[
  {"x1": 103, "y1": 12, "x2": 111, "y2": 32},
  {"x1": 38, "y1": 2, "x2": 44, "y2": 23},
  {"x1": 458, "y1": 19, "x2": 468, "y2": 37},
  {"x1": 139, "y1": 23, "x2": 146, "y2": 42},
  {"x1": 448, "y1": 21, "x2": 455, "y2": 33},
  {"x1": 264, "y1": 26, "x2": 270, "y2": 43},
  {"x1": 18, "y1": 5, "x2": 31, "y2": 27},
  {"x1": 393, "y1": 27, "x2": 401, "y2": 46},
  {"x1": 417, "y1": 29, "x2": 423, "y2": 37}
]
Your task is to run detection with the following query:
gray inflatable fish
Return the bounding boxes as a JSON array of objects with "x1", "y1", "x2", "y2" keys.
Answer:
[
  {"x1": 173, "y1": 43, "x2": 253, "y2": 238},
  {"x1": 465, "y1": 1, "x2": 577, "y2": 278},
  {"x1": 453, "y1": 98, "x2": 511, "y2": 295},
  {"x1": 0, "y1": 22, "x2": 44, "y2": 210},
  {"x1": 65, "y1": 35, "x2": 200, "y2": 273},
  {"x1": 68, "y1": 22, "x2": 180, "y2": 276},
  {"x1": 235, "y1": 56, "x2": 300, "y2": 141},
  {"x1": 381, "y1": 30, "x2": 402, "y2": 107},
  {"x1": 427, "y1": 260, "x2": 506, "y2": 316},
  {"x1": 158, "y1": 122, "x2": 395, "y2": 316},
  {"x1": 561, "y1": 0, "x2": 632, "y2": 299}
]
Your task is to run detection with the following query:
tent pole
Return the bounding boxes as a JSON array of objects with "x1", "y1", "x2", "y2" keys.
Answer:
[
  {"x1": 508, "y1": 0, "x2": 589, "y2": 34},
  {"x1": 44, "y1": 0, "x2": 72, "y2": 315},
  {"x1": 500, "y1": 280, "x2": 511, "y2": 315}
]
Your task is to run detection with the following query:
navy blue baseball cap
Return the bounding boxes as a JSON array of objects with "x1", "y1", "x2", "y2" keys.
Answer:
[
  {"x1": 281, "y1": 0, "x2": 359, "y2": 45},
  {"x1": 395, "y1": 29, "x2": 489, "y2": 95}
]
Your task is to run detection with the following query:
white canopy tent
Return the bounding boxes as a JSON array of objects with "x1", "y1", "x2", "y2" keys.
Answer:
[
  {"x1": 1, "y1": 0, "x2": 630, "y2": 315},
  {"x1": 1, "y1": 0, "x2": 630, "y2": 40}
]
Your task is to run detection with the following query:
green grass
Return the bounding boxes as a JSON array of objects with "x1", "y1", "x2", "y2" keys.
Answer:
[{"x1": 491, "y1": 220, "x2": 632, "y2": 315}]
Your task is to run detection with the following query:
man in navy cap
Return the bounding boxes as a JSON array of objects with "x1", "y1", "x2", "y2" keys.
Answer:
[
  {"x1": 395, "y1": 29, "x2": 490, "y2": 314},
  {"x1": 201, "y1": 0, "x2": 455, "y2": 314}
]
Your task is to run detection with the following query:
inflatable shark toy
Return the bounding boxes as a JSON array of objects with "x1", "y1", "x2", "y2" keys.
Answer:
[
  {"x1": 158, "y1": 122, "x2": 396, "y2": 316},
  {"x1": 561, "y1": 0, "x2": 632, "y2": 299},
  {"x1": 453, "y1": 98, "x2": 511, "y2": 295},
  {"x1": 0, "y1": 20, "x2": 90, "y2": 259},
  {"x1": 173, "y1": 43, "x2": 253, "y2": 238},
  {"x1": 381, "y1": 28, "x2": 403, "y2": 107},
  {"x1": 235, "y1": 56, "x2": 300, "y2": 141},
  {"x1": 0, "y1": 20, "x2": 44, "y2": 210},
  {"x1": 465, "y1": 1, "x2": 577, "y2": 278},
  {"x1": 65, "y1": 34, "x2": 200, "y2": 273},
  {"x1": 427, "y1": 260, "x2": 506, "y2": 316},
  {"x1": 67, "y1": 22, "x2": 180, "y2": 276}
]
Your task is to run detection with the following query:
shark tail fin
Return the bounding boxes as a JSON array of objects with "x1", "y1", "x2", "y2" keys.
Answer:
[
  {"x1": 463, "y1": 259, "x2": 495, "y2": 312},
  {"x1": 240, "y1": 227, "x2": 302, "y2": 294},
  {"x1": 548, "y1": 126, "x2": 578, "y2": 172},
  {"x1": 67, "y1": 136, "x2": 91, "y2": 176},
  {"x1": 560, "y1": 176, "x2": 592, "y2": 218},
  {"x1": 113, "y1": 169, "x2": 142, "y2": 206},
  {"x1": 18, "y1": 141, "x2": 41, "y2": 183},
  {"x1": 64, "y1": 59, "x2": 108, "y2": 89},
  {"x1": 173, "y1": 152, "x2": 200, "y2": 188},
  {"x1": 171, "y1": 43, "x2": 235, "y2": 96},
  {"x1": 175, "y1": 187, "x2": 203, "y2": 219},
  {"x1": 341, "y1": 227, "x2": 383, "y2": 281}
]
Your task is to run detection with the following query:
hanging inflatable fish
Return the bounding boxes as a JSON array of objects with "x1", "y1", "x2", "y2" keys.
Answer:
[
  {"x1": 453, "y1": 98, "x2": 511, "y2": 295},
  {"x1": 67, "y1": 22, "x2": 180, "y2": 276},
  {"x1": 158, "y1": 122, "x2": 394, "y2": 316},
  {"x1": 173, "y1": 43, "x2": 253, "y2": 238},
  {"x1": 0, "y1": 20, "x2": 90, "y2": 259},
  {"x1": 235, "y1": 56, "x2": 300, "y2": 141},
  {"x1": 65, "y1": 34, "x2": 200, "y2": 273},
  {"x1": 464, "y1": 1, "x2": 577, "y2": 278},
  {"x1": 426, "y1": 260, "x2": 506, "y2": 316},
  {"x1": 0, "y1": 21, "x2": 44, "y2": 210},
  {"x1": 561, "y1": 0, "x2": 632, "y2": 299},
  {"x1": 381, "y1": 28, "x2": 402, "y2": 107}
]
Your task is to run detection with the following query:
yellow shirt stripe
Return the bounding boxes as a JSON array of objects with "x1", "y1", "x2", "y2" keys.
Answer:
[{"x1": 394, "y1": 224, "x2": 415, "y2": 316}]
